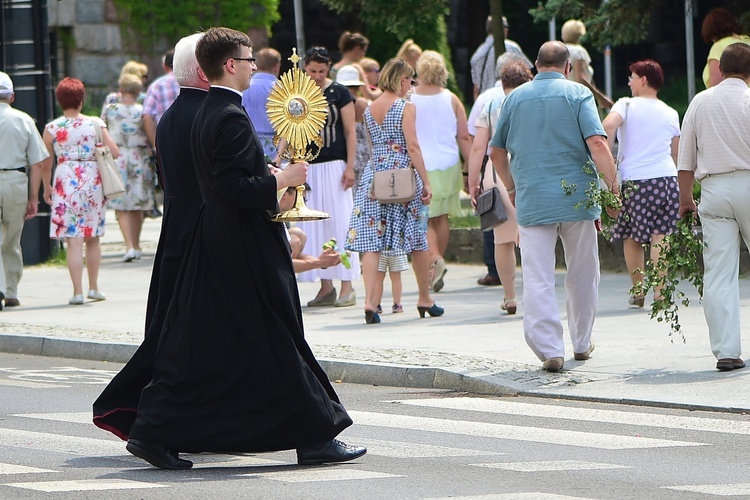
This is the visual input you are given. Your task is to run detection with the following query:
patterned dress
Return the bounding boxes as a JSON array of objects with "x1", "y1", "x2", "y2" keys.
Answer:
[
  {"x1": 46, "y1": 116, "x2": 107, "y2": 239},
  {"x1": 346, "y1": 99, "x2": 427, "y2": 254},
  {"x1": 102, "y1": 103, "x2": 154, "y2": 211}
]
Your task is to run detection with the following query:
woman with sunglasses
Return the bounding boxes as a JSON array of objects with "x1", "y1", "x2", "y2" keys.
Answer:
[
  {"x1": 297, "y1": 46, "x2": 360, "y2": 308},
  {"x1": 345, "y1": 58, "x2": 441, "y2": 324}
]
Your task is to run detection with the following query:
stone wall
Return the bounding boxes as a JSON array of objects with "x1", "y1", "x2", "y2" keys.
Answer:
[
  {"x1": 47, "y1": 0, "x2": 161, "y2": 109},
  {"x1": 445, "y1": 227, "x2": 750, "y2": 274}
]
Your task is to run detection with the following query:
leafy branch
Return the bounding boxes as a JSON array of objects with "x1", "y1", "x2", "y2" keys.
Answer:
[
  {"x1": 561, "y1": 161, "x2": 632, "y2": 238},
  {"x1": 630, "y1": 216, "x2": 705, "y2": 343}
]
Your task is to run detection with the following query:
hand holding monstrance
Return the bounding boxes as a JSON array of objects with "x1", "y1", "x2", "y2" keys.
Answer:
[{"x1": 266, "y1": 49, "x2": 330, "y2": 222}]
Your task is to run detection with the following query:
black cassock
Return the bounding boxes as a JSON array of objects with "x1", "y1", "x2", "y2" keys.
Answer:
[
  {"x1": 93, "y1": 88, "x2": 208, "y2": 439},
  {"x1": 98, "y1": 87, "x2": 352, "y2": 453}
]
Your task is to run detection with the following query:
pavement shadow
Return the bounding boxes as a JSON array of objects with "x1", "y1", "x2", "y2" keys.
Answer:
[{"x1": 621, "y1": 367, "x2": 750, "y2": 385}]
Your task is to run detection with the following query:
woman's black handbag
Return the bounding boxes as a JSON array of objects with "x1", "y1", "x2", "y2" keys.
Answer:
[{"x1": 475, "y1": 155, "x2": 508, "y2": 231}]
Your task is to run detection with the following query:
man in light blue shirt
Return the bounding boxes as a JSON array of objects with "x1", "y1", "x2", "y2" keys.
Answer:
[
  {"x1": 241, "y1": 47, "x2": 281, "y2": 160},
  {"x1": 489, "y1": 41, "x2": 618, "y2": 373}
]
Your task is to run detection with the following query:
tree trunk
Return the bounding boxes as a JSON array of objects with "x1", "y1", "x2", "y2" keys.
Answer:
[{"x1": 489, "y1": 0, "x2": 505, "y2": 59}]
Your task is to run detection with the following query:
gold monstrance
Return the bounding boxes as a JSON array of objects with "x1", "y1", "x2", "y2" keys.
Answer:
[{"x1": 267, "y1": 48, "x2": 330, "y2": 222}]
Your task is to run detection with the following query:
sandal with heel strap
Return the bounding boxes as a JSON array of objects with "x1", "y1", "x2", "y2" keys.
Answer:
[{"x1": 501, "y1": 298, "x2": 517, "y2": 315}]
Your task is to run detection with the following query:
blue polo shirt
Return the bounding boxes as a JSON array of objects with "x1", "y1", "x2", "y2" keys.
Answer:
[
  {"x1": 490, "y1": 71, "x2": 605, "y2": 227},
  {"x1": 241, "y1": 72, "x2": 278, "y2": 157}
]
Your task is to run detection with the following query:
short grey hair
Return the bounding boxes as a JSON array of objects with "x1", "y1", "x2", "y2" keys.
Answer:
[
  {"x1": 172, "y1": 33, "x2": 203, "y2": 86},
  {"x1": 495, "y1": 52, "x2": 525, "y2": 80}
]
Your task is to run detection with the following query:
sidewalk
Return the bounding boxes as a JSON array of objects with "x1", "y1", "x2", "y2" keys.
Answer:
[{"x1": 1, "y1": 212, "x2": 749, "y2": 412}]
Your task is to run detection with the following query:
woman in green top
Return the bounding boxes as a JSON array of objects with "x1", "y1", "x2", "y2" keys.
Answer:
[{"x1": 701, "y1": 8, "x2": 750, "y2": 88}]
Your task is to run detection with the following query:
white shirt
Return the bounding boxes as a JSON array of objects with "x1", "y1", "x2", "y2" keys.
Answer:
[
  {"x1": 678, "y1": 78, "x2": 750, "y2": 180},
  {"x1": 0, "y1": 102, "x2": 49, "y2": 170},
  {"x1": 410, "y1": 89, "x2": 459, "y2": 171},
  {"x1": 468, "y1": 82, "x2": 504, "y2": 136},
  {"x1": 610, "y1": 97, "x2": 680, "y2": 181}
]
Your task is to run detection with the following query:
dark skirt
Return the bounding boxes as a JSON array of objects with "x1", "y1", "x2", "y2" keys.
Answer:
[{"x1": 612, "y1": 176, "x2": 679, "y2": 244}]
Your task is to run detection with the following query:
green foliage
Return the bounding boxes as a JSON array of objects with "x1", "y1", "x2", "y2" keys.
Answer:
[
  {"x1": 630, "y1": 216, "x2": 705, "y2": 342},
  {"x1": 320, "y1": 0, "x2": 450, "y2": 40},
  {"x1": 319, "y1": 0, "x2": 461, "y2": 99},
  {"x1": 561, "y1": 161, "x2": 631, "y2": 238},
  {"x1": 112, "y1": 0, "x2": 281, "y2": 52},
  {"x1": 530, "y1": 0, "x2": 667, "y2": 51}
]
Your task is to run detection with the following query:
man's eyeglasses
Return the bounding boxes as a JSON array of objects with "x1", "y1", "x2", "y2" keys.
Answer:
[{"x1": 226, "y1": 56, "x2": 256, "y2": 65}]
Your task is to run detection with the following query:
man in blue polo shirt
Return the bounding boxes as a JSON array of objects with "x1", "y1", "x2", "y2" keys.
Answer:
[
  {"x1": 489, "y1": 41, "x2": 618, "y2": 373},
  {"x1": 241, "y1": 47, "x2": 281, "y2": 161}
]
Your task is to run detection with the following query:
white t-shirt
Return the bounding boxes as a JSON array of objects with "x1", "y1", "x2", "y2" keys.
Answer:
[
  {"x1": 610, "y1": 97, "x2": 680, "y2": 181},
  {"x1": 410, "y1": 89, "x2": 459, "y2": 171},
  {"x1": 468, "y1": 84, "x2": 504, "y2": 136}
]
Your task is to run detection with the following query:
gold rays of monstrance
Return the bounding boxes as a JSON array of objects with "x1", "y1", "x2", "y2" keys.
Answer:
[{"x1": 266, "y1": 48, "x2": 330, "y2": 222}]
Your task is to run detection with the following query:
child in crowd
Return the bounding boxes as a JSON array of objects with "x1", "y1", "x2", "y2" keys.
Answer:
[{"x1": 375, "y1": 251, "x2": 409, "y2": 314}]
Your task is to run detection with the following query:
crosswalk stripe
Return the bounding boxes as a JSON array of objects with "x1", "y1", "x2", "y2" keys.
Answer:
[
  {"x1": 424, "y1": 494, "x2": 598, "y2": 499},
  {"x1": 394, "y1": 398, "x2": 750, "y2": 435},
  {"x1": 349, "y1": 411, "x2": 707, "y2": 450},
  {"x1": 0, "y1": 379, "x2": 62, "y2": 389},
  {"x1": 0, "y1": 463, "x2": 57, "y2": 475},
  {"x1": 191, "y1": 455, "x2": 287, "y2": 468},
  {"x1": 470, "y1": 460, "x2": 631, "y2": 472},
  {"x1": 243, "y1": 468, "x2": 402, "y2": 483},
  {"x1": 3, "y1": 479, "x2": 167, "y2": 492},
  {"x1": 12, "y1": 412, "x2": 91, "y2": 424},
  {"x1": 353, "y1": 438, "x2": 504, "y2": 458},
  {"x1": 664, "y1": 483, "x2": 750, "y2": 496},
  {"x1": 0, "y1": 428, "x2": 124, "y2": 457}
]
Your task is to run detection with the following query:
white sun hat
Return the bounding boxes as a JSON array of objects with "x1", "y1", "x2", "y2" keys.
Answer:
[{"x1": 335, "y1": 65, "x2": 365, "y2": 87}]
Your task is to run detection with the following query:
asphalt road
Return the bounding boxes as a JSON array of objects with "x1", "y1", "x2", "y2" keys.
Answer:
[{"x1": 1, "y1": 352, "x2": 750, "y2": 499}]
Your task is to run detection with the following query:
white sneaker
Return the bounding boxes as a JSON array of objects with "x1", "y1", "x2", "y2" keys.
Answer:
[
  {"x1": 68, "y1": 294, "x2": 84, "y2": 305},
  {"x1": 122, "y1": 249, "x2": 137, "y2": 263},
  {"x1": 87, "y1": 290, "x2": 106, "y2": 301}
]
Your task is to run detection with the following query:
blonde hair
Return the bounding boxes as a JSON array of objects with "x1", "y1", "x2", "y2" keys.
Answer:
[
  {"x1": 120, "y1": 60, "x2": 149, "y2": 79},
  {"x1": 378, "y1": 58, "x2": 414, "y2": 93},
  {"x1": 561, "y1": 19, "x2": 586, "y2": 44},
  {"x1": 396, "y1": 39, "x2": 422, "y2": 68},
  {"x1": 415, "y1": 50, "x2": 449, "y2": 87},
  {"x1": 359, "y1": 57, "x2": 380, "y2": 73},
  {"x1": 118, "y1": 73, "x2": 143, "y2": 96}
]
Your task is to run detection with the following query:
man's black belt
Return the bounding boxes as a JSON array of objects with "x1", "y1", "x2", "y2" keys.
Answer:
[{"x1": 0, "y1": 168, "x2": 26, "y2": 172}]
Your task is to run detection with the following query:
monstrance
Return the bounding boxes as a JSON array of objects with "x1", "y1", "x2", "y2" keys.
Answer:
[{"x1": 267, "y1": 48, "x2": 330, "y2": 222}]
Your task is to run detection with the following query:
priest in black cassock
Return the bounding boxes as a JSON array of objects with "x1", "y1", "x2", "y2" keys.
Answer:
[
  {"x1": 121, "y1": 27, "x2": 366, "y2": 470},
  {"x1": 92, "y1": 33, "x2": 209, "y2": 440}
]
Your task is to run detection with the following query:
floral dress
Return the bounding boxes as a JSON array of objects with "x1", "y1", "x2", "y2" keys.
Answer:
[
  {"x1": 102, "y1": 103, "x2": 154, "y2": 211},
  {"x1": 345, "y1": 98, "x2": 427, "y2": 254},
  {"x1": 46, "y1": 116, "x2": 107, "y2": 239}
]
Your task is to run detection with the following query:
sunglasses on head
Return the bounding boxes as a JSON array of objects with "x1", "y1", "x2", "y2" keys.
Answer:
[{"x1": 306, "y1": 47, "x2": 329, "y2": 58}]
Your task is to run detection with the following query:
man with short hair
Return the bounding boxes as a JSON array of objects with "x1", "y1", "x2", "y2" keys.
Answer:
[
  {"x1": 121, "y1": 27, "x2": 365, "y2": 470},
  {"x1": 241, "y1": 47, "x2": 281, "y2": 160},
  {"x1": 0, "y1": 71, "x2": 48, "y2": 310},
  {"x1": 489, "y1": 41, "x2": 617, "y2": 372},
  {"x1": 470, "y1": 15, "x2": 533, "y2": 100},
  {"x1": 678, "y1": 42, "x2": 750, "y2": 372},
  {"x1": 142, "y1": 49, "x2": 179, "y2": 147},
  {"x1": 143, "y1": 49, "x2": 180, "y2": 218}
]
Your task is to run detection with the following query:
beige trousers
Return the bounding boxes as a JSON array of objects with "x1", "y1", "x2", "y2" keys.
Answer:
[{"x1": 0, "y1": 170, "x2": 28, "y2": 299}]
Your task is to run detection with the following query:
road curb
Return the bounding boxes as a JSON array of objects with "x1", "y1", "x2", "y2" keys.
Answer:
[
  {"x1": 4, "y1": 333, "x2": 748, "y2": 414},
  {"x1": 0, "y1": 333, "x2": 521, "y2": 396}
]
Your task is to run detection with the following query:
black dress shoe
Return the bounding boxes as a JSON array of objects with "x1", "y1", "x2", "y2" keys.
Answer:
[
  {"x1": 297, "y1": 439, "x2": 367, "y2": 465},
  {"x1": 4, "y1": 298, "x2": 20, "y2": 307},
  {"x1": 126, "y1": 439, "x2": 193, "y2": 469}
]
